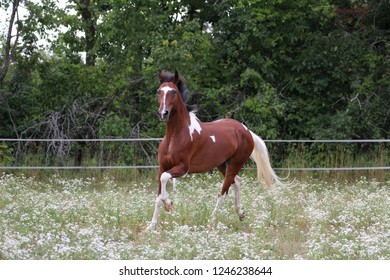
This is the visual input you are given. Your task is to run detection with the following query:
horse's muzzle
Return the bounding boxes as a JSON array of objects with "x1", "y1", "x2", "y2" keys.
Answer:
[{"x1": 157, "y1": 110, "x2": 169, "y2": 121}]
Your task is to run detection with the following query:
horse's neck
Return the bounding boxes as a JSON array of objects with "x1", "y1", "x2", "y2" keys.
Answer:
[{"x1": 165, "y1": 102, "x2": 191, "y2": 140}]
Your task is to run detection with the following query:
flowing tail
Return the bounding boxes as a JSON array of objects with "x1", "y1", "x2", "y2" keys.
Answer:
[{"x1": 249, "y1": 131, "x2": 284, "y2": 189}]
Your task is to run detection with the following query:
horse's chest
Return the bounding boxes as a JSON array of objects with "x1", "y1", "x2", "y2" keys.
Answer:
[{"x1": 159, "y1": 139, "x2": 192, "y2": 164}]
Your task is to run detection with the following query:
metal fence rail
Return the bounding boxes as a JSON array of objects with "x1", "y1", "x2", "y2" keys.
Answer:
[{"x1": 0, "y1": 138, "x2": 389, "y2": 171}]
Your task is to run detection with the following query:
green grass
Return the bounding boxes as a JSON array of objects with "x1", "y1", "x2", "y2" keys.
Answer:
[{"x1": 0, "y1": 172, "x2": 389, "y2": 259}]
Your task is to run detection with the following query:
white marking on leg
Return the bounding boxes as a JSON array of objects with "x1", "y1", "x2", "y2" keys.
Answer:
[
  {"x1": 147, "y1": 172, "x2": 172, "y2": 231},
  {"x1": 159, "y1": 172, "x2": 171, "y2": 200},
  {"x1": 147, "y1": 198, "x2": 163, "y2": 231},
  {"x1": 172, "y1": 172, "x2": 187, "y2": 189},
  {"x1": 212, "y1": 193, "x2": 227, "y2": 219},
  {"x1": 188, "y1": 112, "x2": 202, "y2": 141},
  {"x1": 233, "y1": 176, "x2": 244, "y2": 220},
  {"x1": 172, "y1": 178, "x2": 176, "y2": 188},
  {"x1": 210, "y1": 135, "x2": 216, "y2": 143},
  {"x1": 159, "y1": 172, "x2": 173, "y2": 209}
]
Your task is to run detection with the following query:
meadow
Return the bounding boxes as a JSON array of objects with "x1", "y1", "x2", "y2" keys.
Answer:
[{"x1": 0, "y1": 172, "x2": 389, "y2": 260}]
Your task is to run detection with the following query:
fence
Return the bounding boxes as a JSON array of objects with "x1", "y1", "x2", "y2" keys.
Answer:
[{"x1": 0, "y1": 138, "x2": 389, "y2": 171}]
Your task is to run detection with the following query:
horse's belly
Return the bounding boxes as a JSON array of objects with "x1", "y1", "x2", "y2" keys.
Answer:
[
  {"x1": 188, "y1": 161, "x2": 218, "y2": 173},
  {"x1": 188, "y1": 148, "x2": 231, "y2": 173}
]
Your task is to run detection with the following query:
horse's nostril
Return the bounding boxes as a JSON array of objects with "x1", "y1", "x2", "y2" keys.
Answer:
[{"x1": 157, "y1": 110, "x2": 169, "y2": 120}]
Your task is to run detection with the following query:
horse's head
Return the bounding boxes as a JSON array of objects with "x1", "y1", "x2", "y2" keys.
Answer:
[{"x1": 157, "y1": 71, "x2": 180, "y2": 121}]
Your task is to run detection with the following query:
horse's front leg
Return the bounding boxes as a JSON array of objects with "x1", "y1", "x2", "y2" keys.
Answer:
[
  {"x1": 147, "y1": 171, "x2": 170, "y2": 231},
  {"x1": 159, "y1": 172, "x2": 174, "y2": 212},
  {"x1": 147, "y1": 165, "x2": 188, "y2": 231}
]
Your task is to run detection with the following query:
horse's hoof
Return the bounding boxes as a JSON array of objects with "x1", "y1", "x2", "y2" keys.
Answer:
[
  {"x1": 239, "y1": 212, "x2": 245, "y2": 221},
  {"x1": 145, "y1": 223, "x2": 156, "y2": 232},
  {"x1": 164, "y1": 200, "x2": 173, "y2": 212}
]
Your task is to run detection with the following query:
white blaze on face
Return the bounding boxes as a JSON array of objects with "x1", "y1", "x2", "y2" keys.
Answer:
[
  {"x1": 159, "y1": 86, "x2": 174, "y2": 114},
  {"x1": 188, "y1": 112, "x2": 202, "y2": 141}
]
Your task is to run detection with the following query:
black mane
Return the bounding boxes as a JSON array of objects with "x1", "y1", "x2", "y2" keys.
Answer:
[{"x1": 159, "y1": 70, "x2": 197, "y2": 112}]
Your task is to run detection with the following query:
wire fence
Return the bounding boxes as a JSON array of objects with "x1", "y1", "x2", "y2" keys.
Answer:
[{"x1": 0, "y1": 138, "x2": 389, "y2": 171}]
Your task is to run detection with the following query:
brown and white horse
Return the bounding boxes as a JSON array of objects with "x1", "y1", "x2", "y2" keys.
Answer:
[{"x1": 147, "y1": 71, "x2": 283, "y2": 230}]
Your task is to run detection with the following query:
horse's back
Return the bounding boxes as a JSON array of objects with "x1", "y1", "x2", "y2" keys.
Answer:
[
  {"x1": 204, "y1": 119, "x2": 253, "y2": 145},
  {"x1": 208, "y1": 118, "x2": 250, "y2": 133}
]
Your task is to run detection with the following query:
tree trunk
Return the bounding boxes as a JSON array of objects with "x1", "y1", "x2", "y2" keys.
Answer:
[
  {"x1": 0, "y1": 0, "x2": 20, "y2": 89},
  {"x1": 77, "y1": 0, "x2": 97, "y2": 66}
]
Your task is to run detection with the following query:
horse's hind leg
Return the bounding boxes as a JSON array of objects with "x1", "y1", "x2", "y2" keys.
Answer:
[
  {"x1": 233, "y1": 175, "x2": 245, "y2": 221},
  {"x1": 213, "y1": 160, "x2": 246, "y2": 221},
  {"x1": 212, "y1": 192, "x2": 227, "y2": 220},
  {"x1": 212, "y1": 175, "x2": 244, "y2": 221},
  {"x1": 211, "y1": 165, "x2": 229, "y2": 219},
  {"x1": 212, "y1": 165, "x2": 242, "y2": 220}
]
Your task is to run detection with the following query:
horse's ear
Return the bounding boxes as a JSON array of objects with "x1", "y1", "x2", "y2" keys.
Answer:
[
  {"x1": 173, "y1": 71, "x2": 179, "y2": 85},
  {"x1": 159, "y1": 70, "x2": 165, "y2": 84}
]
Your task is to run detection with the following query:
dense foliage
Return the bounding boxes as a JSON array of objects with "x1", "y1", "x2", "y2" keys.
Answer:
[{"x1": 0, "y1": 0, "x2": 389, "y2": 166}]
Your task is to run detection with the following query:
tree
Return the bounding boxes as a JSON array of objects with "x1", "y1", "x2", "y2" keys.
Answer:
[
  {"x1": 0, "y1": 0, "x2": 20, "y2": 89},
  {"x1": 0, "y1": 0, "x2": 389, "y2": 167}
]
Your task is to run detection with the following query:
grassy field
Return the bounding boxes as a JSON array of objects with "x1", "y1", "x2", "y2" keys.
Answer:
[{"x1": 0, "y1": 172, "x2": 389, "y2": 260}]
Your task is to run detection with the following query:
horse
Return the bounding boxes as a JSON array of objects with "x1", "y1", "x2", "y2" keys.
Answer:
[{"x1": 146, "y1": 70, "x2": 283, "y2": 230}]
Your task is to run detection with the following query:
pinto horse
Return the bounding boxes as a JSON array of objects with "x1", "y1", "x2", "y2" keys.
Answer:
[{"x1": 147, "y1": 71, "x2": 283, "y2": 230}]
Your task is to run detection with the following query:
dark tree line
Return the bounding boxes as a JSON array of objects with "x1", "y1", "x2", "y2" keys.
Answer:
[{"x1": 0, "y1": 0, "x2": 389, "y2": 166}]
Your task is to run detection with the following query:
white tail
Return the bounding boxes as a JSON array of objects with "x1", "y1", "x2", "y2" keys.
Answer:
[{"x1": 249, "y1": 131, "x2": 284, "y2": 189}]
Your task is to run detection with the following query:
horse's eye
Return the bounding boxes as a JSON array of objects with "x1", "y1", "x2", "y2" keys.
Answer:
[{"x1": 156, "y1": 90, "x2": 160, "y2": 95}]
